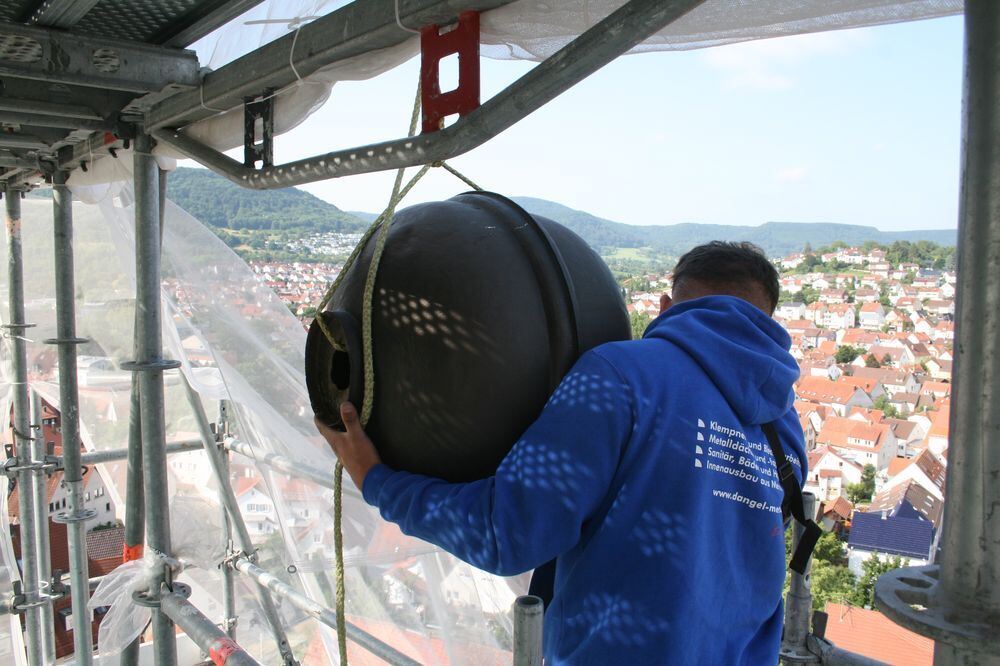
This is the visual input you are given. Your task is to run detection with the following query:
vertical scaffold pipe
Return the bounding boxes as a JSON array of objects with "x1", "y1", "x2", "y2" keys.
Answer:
[
  {"x1": 28, "y1": 391, "x2": 55, "y2": 664},
  {"x1": 936, "y1": 2, "x2": 1000, "y2": 663},
  {"x1": 876, "y1": 4, "x2": 1000, "y2": 662},
  {"x1": 133, "y1": 134, "x2": 176, "y2": 666},
  {"x1": 4, "y1": 183, "x2": 45, "y2": 664},
  {"x1": 218, "y1": 403, "x2": 237, "y2": 638},
  {"x1": 512, "y1": 595, "x2": 543, "y2": 666},
  {"x1": 779, "y1": 494, "x2": 818, "y2": 664},
  {"x1": 121, "y1": 209, "x2": 146, "y2": 666},
  {"x1": 51, "y1": 170, "x2": 95, "y2": 664}
]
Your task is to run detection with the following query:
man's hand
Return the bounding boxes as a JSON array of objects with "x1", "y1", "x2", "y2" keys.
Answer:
[{"x1": 314, "y1": 402, "x2": 382, "y2": 490}]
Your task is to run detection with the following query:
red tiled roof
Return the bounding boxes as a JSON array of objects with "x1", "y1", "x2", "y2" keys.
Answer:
[
  {"x1": 797, "y1": 377, "x2": 860, "y2": 405},
  {"x1": 822, "y1": 496, "x2": 854, "y2": 520},
  {"x1": 822, "y1": 603, "x2": 932, "y2": 665}
]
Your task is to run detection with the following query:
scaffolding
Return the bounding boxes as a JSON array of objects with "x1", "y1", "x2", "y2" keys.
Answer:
[{"x1": 0, "y1": 0, "x2": 995, "y2": 664}]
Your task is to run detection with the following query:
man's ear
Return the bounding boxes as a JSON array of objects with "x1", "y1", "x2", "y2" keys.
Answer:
[{"x1": 659, "y1": 293, "x2": 673, "y2": 315}]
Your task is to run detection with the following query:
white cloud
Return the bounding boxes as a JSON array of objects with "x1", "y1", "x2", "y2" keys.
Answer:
[
  {"x1": 704, "y1": 28, "x2": 873, "y2": 90},
  {"x1": 776, "y1": 167, "x2": 808, "y2": 182}
]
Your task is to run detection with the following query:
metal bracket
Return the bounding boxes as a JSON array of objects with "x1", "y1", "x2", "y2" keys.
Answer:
[
  {"x1": 875, "y1": 564, "x2": 1000, "y2": 654},
  {"x1": 6, "y1": 581, "x2": 63, "y2": 615},
  {"x1": 243, "y1": 90, "x2": 275, "y2": 169},
  {"x1": 3, "y1": 455, "x2": 60, "y2": 477},
  {"x1": 420, "y1": 11, "x2": 481, "y2": 133}
]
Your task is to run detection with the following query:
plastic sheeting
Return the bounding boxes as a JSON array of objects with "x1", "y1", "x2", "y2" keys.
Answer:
[
  {"x1": 0, "y1": 156, "x2": 525, "y2": 663},
  {"x1": 173, "y1": 0, "x2": 962, "y2": 155}
]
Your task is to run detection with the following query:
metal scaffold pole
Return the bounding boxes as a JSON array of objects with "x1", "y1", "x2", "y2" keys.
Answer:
[
  {"x1": 131, "y1": 134, "x2": 177, "y2": 665},
  {"x1": 28, "y1": 391, "x2": 55, "y2": 664},
  {"x1": 4, "y1": 182, "x2": 45, "y2": 664},
  {"x1": 49, "y1": 169, "x2": 95, "y2": 664},
  {"x1": 876, "y1": 2, "x2": 1000, "y2": 664},
  {"x1": 181, "y1": 376, "x2": 296, "y2": 664},
  {"x1": 933, "y1": 0, "x2": 1000, "y2": 660}
]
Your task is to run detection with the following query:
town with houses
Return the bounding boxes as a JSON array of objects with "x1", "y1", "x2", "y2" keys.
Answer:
[{"x1": 7, "y1": 242, "x2": 954, "y2": 663}]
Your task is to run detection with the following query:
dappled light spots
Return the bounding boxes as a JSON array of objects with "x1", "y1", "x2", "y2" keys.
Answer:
[
  {"x1": 564, "y1": 593, "x2": 670, "y2": 648},
  {"x1": 547, "y1": 370, "x2": 625, "y2": 414},
  {"x1": 630, "y1": 509, "x2": 685, "y2": 559},
  {"x1": 498, "y1": 441, "x2": 595, "y2": 512},
  {"x1": 378, "y1": 288, "x2": 500, "y2": 361}
]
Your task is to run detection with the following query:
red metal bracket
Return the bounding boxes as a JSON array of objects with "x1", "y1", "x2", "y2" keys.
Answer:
[{"x1": 420, "y1": 11, "x2": 480, "y2": 134}]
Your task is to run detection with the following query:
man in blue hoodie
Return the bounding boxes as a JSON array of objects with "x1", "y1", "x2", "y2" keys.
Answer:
[{"x1": 317, "y1": 241, "x2": 807, "y2": 665}]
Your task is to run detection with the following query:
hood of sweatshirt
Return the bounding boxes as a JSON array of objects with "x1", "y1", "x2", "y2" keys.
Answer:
[{"x1": 643, "y1": 295, "x2": 799, "y2": 425}]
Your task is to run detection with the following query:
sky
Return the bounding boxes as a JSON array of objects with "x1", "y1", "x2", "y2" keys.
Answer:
[{"x1": 189, "y1": 13, "x2": 964, "y2": 231}]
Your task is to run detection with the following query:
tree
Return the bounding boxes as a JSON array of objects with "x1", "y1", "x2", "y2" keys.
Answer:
[
  {"x1": 873, "y1": 395, "x2": 899, "y2": 419},
  {"x1": 864, "y1": 354, "x2": 881, "y2": 368},
  {"x1": 850, "y1": 554, "x2": 907, "y2": 608},
  {"x1": 630, "y1": 311, "x2": 652, "y2": 340},
  {"x1": 813, "y1": 531, "x2": 848, "y2": 566},
  {"x1": 846, "y1": 464, "x2": 878, "y2": 504},
  {"x1": 811, "y1": 560, "x2": 857, "y2": 611},
  {"x1": 835, "y1": 345, "x2": 863, "y2": 364}
]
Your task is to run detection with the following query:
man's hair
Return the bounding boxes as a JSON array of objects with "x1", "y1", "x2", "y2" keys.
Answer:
[{"x1": 672, "y1": 241, "x2": 780, "y2": 313}]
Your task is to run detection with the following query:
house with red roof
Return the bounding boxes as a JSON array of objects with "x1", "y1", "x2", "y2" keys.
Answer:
[
  {"x1": 817, "y1": 496, "x2": 854, "y2": 534},
  {"x1": 797, "y1": 377, "x2": 874, "y2": 417},
  {"x1": 925, "y1": 357, "x2": 952, "y2": 381},
  {"x1": 858, "y1": 302, "x2": 886, "y2": 330},
  {"x1": 925, "y1": 404, "x2": 950, "y2": 455},
  {"x1": 804, "y1": 446, "x2": 864, "y2": 502},
  {"x1": 849, "y1": 368, "x2": 919, "y2": 397},
  {"x1": 816, "y1": 417, "x2": 896, "y2": 471},
  {"x1": 881, "y1": 449, "x2": 947, "y2": 502},
  {"x1": 821, "y1": 303, "x2": 856, "y2": 330}
]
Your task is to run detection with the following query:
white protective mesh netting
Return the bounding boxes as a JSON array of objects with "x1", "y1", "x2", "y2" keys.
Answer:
[{"x1": 0, "y1": 0, "x2": 962, "y2": 663}]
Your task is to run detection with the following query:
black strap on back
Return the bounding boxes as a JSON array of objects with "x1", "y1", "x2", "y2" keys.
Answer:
[{"x1": 762, "y1": 422, "x2": 822, "y2": 575}]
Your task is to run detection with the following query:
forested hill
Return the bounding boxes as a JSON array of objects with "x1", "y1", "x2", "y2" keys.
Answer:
[
  {"x1": 167, "y1": 167, "x2": 368, "y2": 232},
  {"x1": 162, "y1": 167, "x2": 954, "y2": 258},
  {"x1": 511, "y1": 197, "x2": 957, "y2": 257}
]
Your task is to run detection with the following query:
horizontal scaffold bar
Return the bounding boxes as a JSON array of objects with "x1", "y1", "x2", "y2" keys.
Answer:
[
  {"x1": 0, "y1": 23, "x2": 200, "y2": 93},
  {"x1": 231, "y1": 556, "x2": 421, "y2": 666},
  {"x1": 224, "y1": 437, "x2": 362, "y2": 499},
  {"x1": 78, "y1": 439, "x2": 203, "y2": 466}
]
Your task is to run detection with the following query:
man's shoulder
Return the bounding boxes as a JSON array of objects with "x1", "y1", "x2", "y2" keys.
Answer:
[{"x1": 588, "y1": 336, "x2": 687, "y2": 368}]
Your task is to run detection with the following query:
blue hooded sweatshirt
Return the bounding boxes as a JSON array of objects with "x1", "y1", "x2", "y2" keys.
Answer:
[{"x1": 362, "y1": 295, "x2": 807, "y2": 664}]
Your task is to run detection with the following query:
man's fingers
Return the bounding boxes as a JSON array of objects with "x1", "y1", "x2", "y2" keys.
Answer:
[{"x1": 340, "y1": 401, "x2": 361, "y2": 433}]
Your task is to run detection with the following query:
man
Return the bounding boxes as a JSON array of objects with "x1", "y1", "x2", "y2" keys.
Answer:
[{"x1": 317, "y1": 241, "x2": 807, "y2": 664}]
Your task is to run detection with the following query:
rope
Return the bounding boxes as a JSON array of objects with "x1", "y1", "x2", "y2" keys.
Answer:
[
  {"x1": 333, "y1": 462, "x2": 347, "y2": 663},
  {"x1": 320, "y1": 79, "x2": 483, "y2": 666}
]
